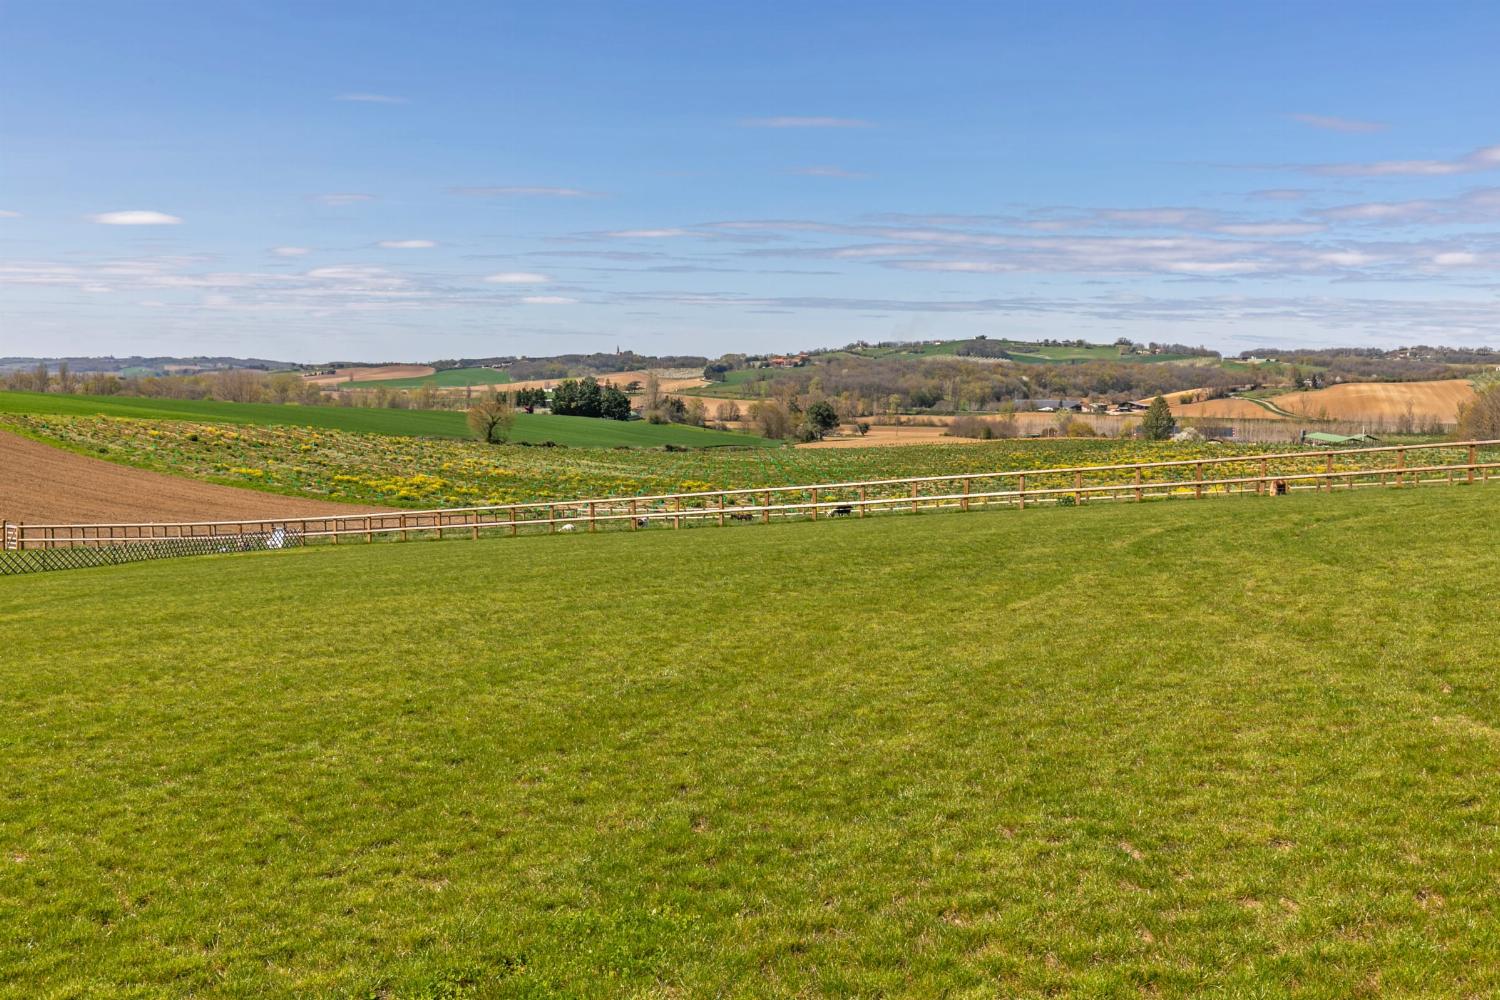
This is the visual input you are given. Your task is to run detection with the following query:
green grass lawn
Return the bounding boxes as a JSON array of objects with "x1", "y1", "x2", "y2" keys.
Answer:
[
  {"x1": 0, "y1": 391, "x2": 772, "y2": 448},
  {"x1": 3, "y1": 485, "x2": 1498, "y2": 996},
  {"x1": 367, "y1": 367, "x2": 515, "y2": 389}
]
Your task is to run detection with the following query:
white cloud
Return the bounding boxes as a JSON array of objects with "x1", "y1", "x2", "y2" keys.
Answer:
[
  {"x1": 1289, "y1": 113, "x2": 1387, "y2": 134},
  {"x1": 1212, "y1": 222, "x2": 1326, "y2": 237},
  {"x1": 1432, "y1": 251, "x2": 1479, "y2": 266},
  {"x1": 1309, "y1": 144, "x2": 1500, "y2": 177},
  {"x1": 334, "y1": 92, "x2": 410, "y2": 104},
  {"x1": 377, "y1": 239, "x2": 437, "y2": 249},
  {"x1": 1315, "y1": 187, "x2": 1500, "y2": 225},
  {"x1": 450, "y1": 185, "x2": 595, "y2": 198},
  {"x1": 272, "y1": 246, "x2": 311, "y2": 256},
  {"x1": 521, "y1": 295, "x2": 577, "y2": 304},
  {"x1": 741, "y1": 116, "x2": 872, "y2": 128},
  {"x1": 485, "y1": 271, "x2": 551, "y2": 284},
  {"x1": 89, "y1": 210, "x2": 182, "y2": 225},
  {"x1": 315, "y1": 193, "x2": 376, "y2": 206},
  {"x1": 0, "y1": 210, "x2": 20, "y2": 218}
]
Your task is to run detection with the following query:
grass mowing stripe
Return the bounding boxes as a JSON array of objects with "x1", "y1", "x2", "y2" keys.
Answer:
[{"x1": 2, "y1": 486, "x2": 1498, "y2": 996}]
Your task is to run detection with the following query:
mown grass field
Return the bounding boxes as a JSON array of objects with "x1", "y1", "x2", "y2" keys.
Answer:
[
  {"x1": 0, "y1": 391, "x2": 770, "y2": 448},
  {"x1": 3, "y1": 485, "x2": 1499, "y2": 997}
]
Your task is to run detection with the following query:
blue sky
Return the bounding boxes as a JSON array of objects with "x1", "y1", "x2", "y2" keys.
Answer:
[{"x1": 2, "y1": 0, "x2": 1499, "y2": 362}]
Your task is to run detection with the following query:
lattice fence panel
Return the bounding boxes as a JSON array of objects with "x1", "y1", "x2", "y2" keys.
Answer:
[{"x1": 0, "y1": 529, "x2": 302, "y2": 576}]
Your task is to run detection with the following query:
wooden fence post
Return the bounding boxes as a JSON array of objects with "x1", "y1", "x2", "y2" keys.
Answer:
[
  {"x1": 1397, "y1": 449, "x2": 1406, "y2": 487},
  {"x1": 962, "y1": 479, "x2": 970, "y2": 512},
  {"x1": 1324, "y1": 453, "x2": 1334, "y2": 492},
  {"x1": 811, "y1": 487, "x2": 819, "y2": 522},
  {"x1": 718, "y1": 493, "x2": 725, "y2": 527},
  {"x1": 762, "y1": 490, "x2": 770, "y2": 524},
  {"x1": 400, "y1": 513, "x2": 408, "y2": 542},
  {"x1": 471, "y1": 511, "x2": 479, "y2": 540},
  {"x1": 910, "y1": 481, "x2": 919, "y2": 514},
  {"x1": 365, "y1": 515, "x2": 373, "y2": 543},
  {"x1": 674, "y1": 496, "x2": 682, "y2": 529},
  {"x1": 509, "y1": 506, "x2": 517, "y2": 537},
  {"x1": 1258, "y1": 458, "x2": 1268, "y2": 495},
  {"x1": 858, "y1": 486, "x2": 867, "y2": 518},
  {"x1": 1134, "y1": 467, "x2": 1143, "y2": 502},
  {"x1": 1468, "y1": 444, "x2": 1477, "y2": 485},
  {"x1": 1194, "y1": 463, "x2": 1204, "y2": 500},
  {"x1": 630, "y1": 499, "x2": 639, "y2": 530},
  {"x1": 1074, "y1": 471, "x2": 1084, "y2": 505},
  {"x1": 588, "y1": 502, "x2": 596, "y2": 533},
  {"x1": 1017, "y1": 474, "x2": 1026, "y2": 510}
]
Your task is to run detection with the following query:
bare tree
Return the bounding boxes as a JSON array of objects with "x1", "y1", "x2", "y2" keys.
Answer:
[
  {"x1": 1457, "y1": 381, "x2": 1500, "y2": 439},
  {"x1": 467, "y1": 398, "x2": 516, "y2": 443}
]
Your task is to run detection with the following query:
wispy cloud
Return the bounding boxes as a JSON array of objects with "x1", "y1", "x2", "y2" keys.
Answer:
[
  {"x1": 790, "y1": 165, "x2": 868, "y2": 178},
  {"x1": 449, "y1": 185, "x2": 597, "y2": 198},
  {"x1": 89, "y1": 210, "x2": 182, "y2": 225},
  {"x1": 377, "y1": 239, "x2": 437, "y2": 249},
  {"x1": 520, "y1": 295, "x2": 577, "y2": 305},
  {"x1": 1288, "y1": 113, "x2": 1387, "y2": 134},
  {"x1": 315, "y1": 193, "x2": 376, "y2": 206},
  {"x1": 1314, "y1": 186, "x2": 1500, "y2": 224},
  {"x1": 271, "y1": 246, "x2": 311, "y2": 256},
  {"x1": 334, "y1": 92, "x2": 410, "y2": 104},
  {"x1": 740, "y1": 116, "x2": 872, "y2": 128},
  {"x1": 485, "y1": 272, "x2": 551, "y2": 284},
  {"x1": 0, "y1": 210, "x2": 20, "y2": 218},
  {"x1": 1307, "y1": 143, "x2": 1500, "y2": 177}
]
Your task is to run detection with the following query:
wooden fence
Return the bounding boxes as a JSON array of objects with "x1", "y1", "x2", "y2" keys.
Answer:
[{"x1": 4, "y1": 440, "x2": 1498, "y2": 556}]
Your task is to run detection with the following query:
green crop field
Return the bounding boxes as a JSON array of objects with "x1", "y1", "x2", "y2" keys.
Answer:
[
  {"x1": 0, "y1": 391, "x2": 770, "y2": 449},
  {"x1": 9, "y1": 413, "x2": 1430, "y2": 509},
  {"x1": 365, "y1": 367, "x2": 515, "y2": 389},
  {"x1": 3, "y1": 485, "x2": 1499, "y2": 997}
]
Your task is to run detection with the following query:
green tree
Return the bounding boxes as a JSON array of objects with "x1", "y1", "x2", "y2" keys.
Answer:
[
  {"x1": 599, "y1": 385, "x2": 632, "y2": 421},
  {"x1": 1141, "y1": 395, "x2": 1176, "y2": 440},
  {"x1": 802, "y1": 400, "x2": 840, "y2": 441}
]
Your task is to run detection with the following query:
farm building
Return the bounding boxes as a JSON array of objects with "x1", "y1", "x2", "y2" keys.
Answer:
[{"x1": 1301, "y1": 431, "x2": 1379, "y2": 446}]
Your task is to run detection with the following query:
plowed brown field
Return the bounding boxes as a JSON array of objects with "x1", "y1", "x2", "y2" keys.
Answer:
[
  {"x1": 1173, "y1": 398, "x2": 1283, "y2": 420},
  {"x1": 1272, "y1": 379, "x2": 1476, "y2": 423},
  {"x1": 0, "y1": 431, "x2": 388, "y2": 524},
  {"x1": 304, "y1": 365, "x2": 435, "y2": 386}
]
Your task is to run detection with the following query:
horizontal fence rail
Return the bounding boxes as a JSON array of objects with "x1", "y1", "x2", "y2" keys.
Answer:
[{"x1": 3, "y1": 440, "x2": 1497, "y2": 575}]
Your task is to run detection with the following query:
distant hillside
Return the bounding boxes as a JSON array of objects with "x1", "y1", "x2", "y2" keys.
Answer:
[{"x1": 0, "y1": 356, "x2": 295, "y2": 375}]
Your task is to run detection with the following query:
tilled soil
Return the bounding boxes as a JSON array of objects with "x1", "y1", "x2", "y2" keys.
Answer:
[{"x1": 0, "y1": 431, "x2": 389, "y2": 524}]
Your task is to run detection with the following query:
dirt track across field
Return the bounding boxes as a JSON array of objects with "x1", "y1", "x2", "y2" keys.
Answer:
[{"x1": 0, "y1": 431, "x2": 389, "y2": 524}]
